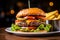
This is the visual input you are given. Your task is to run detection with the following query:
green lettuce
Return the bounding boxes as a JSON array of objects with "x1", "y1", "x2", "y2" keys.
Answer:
[
  {"x1": 11, "y1": 24, "x2": 21, "y2": 31},
  {"x1": 37, "y1": 24, "x2": 52, "y2": 32}
]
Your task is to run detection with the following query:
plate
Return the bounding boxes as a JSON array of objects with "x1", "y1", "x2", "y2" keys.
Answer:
[{"x1": 5, "y1": 27, "x2": 60, "y2": 36}]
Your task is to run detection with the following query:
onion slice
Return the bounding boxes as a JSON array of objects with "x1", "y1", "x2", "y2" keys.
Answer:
[{"x1": 17, "y1": 18, "x2": 27, "y2": 20}]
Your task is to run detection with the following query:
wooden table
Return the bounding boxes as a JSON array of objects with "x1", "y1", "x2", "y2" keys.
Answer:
[{"x1": 1, "y1": 28, "x2": 60, "y2": 40}]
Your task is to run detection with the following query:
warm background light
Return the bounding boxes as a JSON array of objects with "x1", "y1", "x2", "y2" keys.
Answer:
[
  {"x1": 17, "y1": 2, "x2": 24, "y2": 7},
  {"x1": 49, "y1": 2, "x2": 54, "y2": 6},
  {"x1": 0, "y1": 11, "x2": 5, "y2": 18},
  {"x1": 10, "y1": 9, "x2": 15, "y2": 14}
]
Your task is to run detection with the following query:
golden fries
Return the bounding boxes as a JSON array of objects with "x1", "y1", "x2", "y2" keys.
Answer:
[
  {"x1": 46, "y1": 10, "x2": 58, "y2": 18},
  {"x1": 57, "y1": 15, "x2": 60, "y2": 19},
  {"x1": 47, "y1": 15, "x2": 55, "y2": 20},
  {"x1": 46, "y1": 10, "x2": 60, "y2": 20}
]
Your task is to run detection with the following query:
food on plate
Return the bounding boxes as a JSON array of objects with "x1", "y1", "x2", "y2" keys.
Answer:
[
  {"x1": 11, "y1": 23, "x2": 52, "y2": 32},
  {"x1": 46, "y1": 10, "x2": 60, "y2": 20},
  {"x1": 47, "y1": 15, "x2": 55, "y2": 20},
  {"x1": 53, "y1": 14, "x2": 60, "y2": 20},
  {"x1": 11, "y1": 8, "x2": 52, "y2": 32}
]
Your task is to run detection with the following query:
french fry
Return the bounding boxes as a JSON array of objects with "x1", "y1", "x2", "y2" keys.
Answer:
[
  {"x1": 47, "y1": 15, "x2": 55, "y2": 20},
  {"x1": 46, "y1": 10, "x2": 58, "y2": 18},
  {"x1": 57, "y1": 15, "x2": 60, "y2": 20},
  {"x1": 53, "y1": 18, "x2": 58, "y2": 20},
  {"x1": 53, "y1": 15, "x2": 60, "y2": 20},
  {"x1": 55, "y1": 11, "x2": 59, "y2": 16}
]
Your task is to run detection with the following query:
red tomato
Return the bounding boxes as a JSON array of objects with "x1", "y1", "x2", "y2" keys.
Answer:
[
  {"x1": 37, "y1": 16, "x2": 46, "y2": 20},
  {"x1": 15, "y1": 20, "x2": 21, "y2": 23},
  {"x1": 28, "y1": 26, "x2": 36, "y2": 30}
]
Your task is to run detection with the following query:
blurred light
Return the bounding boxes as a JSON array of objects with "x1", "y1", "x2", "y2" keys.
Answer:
[
  {"x1": 17, "y1": 2, "x2": 24, "y2": 7},
  {"x1": 49, "y1": 2, "x2": 54, "y2": 6},
  {"x1": 0, "y1": 11, "x2": 5, "y2": 18},
  {"x1": 10, "y1": 9, "x2": 15, "y2": 14}
]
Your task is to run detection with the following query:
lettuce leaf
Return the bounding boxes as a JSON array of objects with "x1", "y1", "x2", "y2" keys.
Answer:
[
  {"x1": 44, "y1": 24, "x2": 52, "y2": 31},
  {"x1": 37, "y1": 24, "x2": 44, "y2": 30},
  {"x1": 11, "y1": 24, "x2": 21, "y2": 31},
  {"x1": 37, "y1": 24, "x2": 52, "y2": 32}
]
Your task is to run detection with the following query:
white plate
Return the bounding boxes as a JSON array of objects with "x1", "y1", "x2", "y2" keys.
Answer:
[{"x1": 5, "y1": 27, "x2": 60, "y2": 36}]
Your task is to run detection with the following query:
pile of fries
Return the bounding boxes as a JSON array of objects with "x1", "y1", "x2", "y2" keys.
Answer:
[{"x1": 46, "y1": 10, "x2": 60, "y2": 20}]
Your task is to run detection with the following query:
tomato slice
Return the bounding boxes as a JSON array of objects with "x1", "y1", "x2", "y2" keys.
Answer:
[
  {"x1": 37, "y1": 16, "x2": 46, "y2": 20},
  {"x1": 15, "y1": 20, "x2": 21, "y2": 23},
  {"x1": 28, "y1": 26, "x2": 36, "y2": 30}
]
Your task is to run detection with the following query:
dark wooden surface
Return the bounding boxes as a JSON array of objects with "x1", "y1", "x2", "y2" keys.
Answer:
[{"x1": 1, "y1": 28, "x2": 60, "y2": 40}]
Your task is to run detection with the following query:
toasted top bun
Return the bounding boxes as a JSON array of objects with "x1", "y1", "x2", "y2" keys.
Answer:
[{"x1": 16, "y1": 8, "x2": 45, "y2": 18}]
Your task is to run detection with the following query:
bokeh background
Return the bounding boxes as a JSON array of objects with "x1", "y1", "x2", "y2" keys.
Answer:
[{"x1": 0, "y1": 0, "x2": 60, "y2": 27}]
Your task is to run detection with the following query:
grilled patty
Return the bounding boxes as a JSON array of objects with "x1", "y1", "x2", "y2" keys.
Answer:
[{"x1": 17, "y1": 21, "x2": 45, "y2": 27}]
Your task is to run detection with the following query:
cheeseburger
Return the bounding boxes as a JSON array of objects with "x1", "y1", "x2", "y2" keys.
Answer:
[{"x1": 11, "y1": 8, "x2": 52, "y2": 32}]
